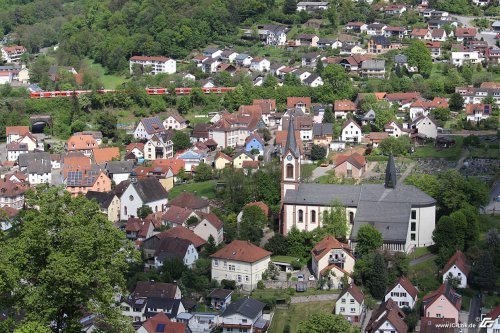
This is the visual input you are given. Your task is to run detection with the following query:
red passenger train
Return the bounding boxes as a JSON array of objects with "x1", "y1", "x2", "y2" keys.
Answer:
[{"x1": 30, "y1": 87, "x2": 236, "y2": 98}]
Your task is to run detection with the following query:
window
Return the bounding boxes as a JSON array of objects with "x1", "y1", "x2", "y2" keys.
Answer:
[
  {"x1": 214, "y1": 259, "x2": 219, "y2": 266},
  {"x1": 350, "y1": 299, "x2": 355, "y2": 304},
  {"x1": 241, "y1": 319, "x2": 247, "y2": 323},
  {"x1": 245, "y1": 275, "x2": 249, "y2": 282},
  {"x1": 340, "y1": 307, "x2": 345, "y2": 312},
  {"x1": 349, "y1": 212, "x2": 354, "y2": 225},
  {"x1": 237, "y1": 275, "x2": 242, "y2": 282},
  {"x1": 129, "y1": 195, "x2": 134, "y2": 201},
  {"x1": 224, "y1": 261, "x2": 227, "y2": 267},
  {"x1": 411, "y1": 233, "x2": 416, "y2": 241},
  {"x1": 411, "y1": 210, "x2": 416, "y2": 219},
  {"x1": 286, "y1": 163, "x2": 294, "y2": 178},
  {"x1": 411, "y1": 222, "x2": 416, "y2": 232},
  {"x1": 229, "y1": 265, "x2": 235, "y2": 271},
  {"x1": 341, "y1": 298, "x2": 346, "y2": 303},
  {"x1": 298, "y1": 210, "x2": 303, "y2": 223},
  {"x1": 350, "y1": 308, "x2": 355, "y2": 313},
  {"x1": 311, "y1": 210, "x2": 316, "y2": 223}
]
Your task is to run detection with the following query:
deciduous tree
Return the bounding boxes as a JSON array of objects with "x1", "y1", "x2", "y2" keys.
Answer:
[
  {"x1": 404, "y1": 40, "x2": 433, "y2": 78},
  {"x1": 297, "y1": 313, "x2": 355, "y2": 333},
  {"x1": 356, "y1": 224, "x2": 383, "y2": 257}
]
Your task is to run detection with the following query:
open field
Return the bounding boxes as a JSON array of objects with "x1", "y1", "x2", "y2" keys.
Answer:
[
  {"x1": 168, "y1": 180, "x2": 217, "y2": 200},
  {"x1": 411, "y1": 137, "x2": 464, "y2": 160},
  {"x1": 269, "y1": 300, "x2": 335, "y2": 333},
  {"x1": 89, "y1": 61, "x2": 129, "y2": 89}
]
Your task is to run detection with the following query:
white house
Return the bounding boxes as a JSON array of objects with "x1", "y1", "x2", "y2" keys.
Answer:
[
  {"x1": 6, "y1": 142, "x2": 29, "y2": 162},
  {"x1": 297, "y1": 1, "x2": 329, "y2": 12},
  {"x1": 365, "y1": 299, "x2": 407, "y2": 333},
  {"x1": 194, "y1": 212, "x2": 224, "y2": 245},
  {"x1": 154, "y1": 237, "x2": 199, "y2": 269},
  {"x1": 5, "y1": 126, "x2": 30, "y2": 144},
  {"x1": 335, "y1": 284, "x2": 365, "y2": 325},
  {"x1": 250, "y1": 57, "x2": 270, "y2": 72},
  {"x1": 220, "y1": 298, "x2": 268, "y2": 333},
  {"x1": 384, "y1": 121, "x2": 409, "y2": 138},
  {"x1": 163, "y1": 114, "x2": 188, "y2": 130},
  {"x1": 1, "y1": 46, "x2": 27, "y2": 63},
  {"x1": 119, "y1": 177, "x2": 168, "y2": 220},
  {"x1": 384, "y1": 277, "x2": 419, "y2": 309},
  {"x1": 133, "y1": 117, "x2": 166, "y2": 140},
  {"x1": 210, "y1": 240, "x2": 271, "y2": 291},
  {"x1": 144, "y1": 132, "x2": 174, "y2": 160},
  {"x1": 411, "y1": 115, "x2": 438, "y2": 139},
  {"x1": 203, "y1": 48, "x2": 223, "y2": 59},
  {"x1": 303, "y1": 74, "x2": 324, "y2": 87},
  {"x1": 452, "y1": 51, "x2": 481, "y2": 67},
  {"x1": 340, "y1": 119, "x2": 363, "y2": 143},
  {"x1": 466, "y1": 103, "x2": 492, "y2": 122},
  {"x1": 442, "y1": 250, "x2": 470, "y2": 289},
  {"x1": 105, "y1": 161, "x2": 134, "y2": 185},
  {"x1": 486, "y1": 306, "x2": 500, "y2": 333},
  {"x1": 129, "y1": 56, "x2": 176, "y2": 75},
  {"x1": 26, "y1": 160, "x2": 52, "y2": 185},
  {"x1": 234, "y1": 54, "x2": 253, "y2": 67}
]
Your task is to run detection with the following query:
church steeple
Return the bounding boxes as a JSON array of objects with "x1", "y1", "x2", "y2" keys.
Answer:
[
  {"x1": 385, "y1": 154, "x2": 397, "y2": 188},
  {"x1": 284, "y1": 113, "x2": 299, "y2": 158}
]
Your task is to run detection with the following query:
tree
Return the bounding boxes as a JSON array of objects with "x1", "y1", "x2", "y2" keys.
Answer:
[
  {"x1": 262, "y1": 75, "x2": 278, "y2": 88},
  {"x1": 356, "y1": 224, "x2": 383, "y2": 257},
  {"x1": 14, "y1": 322, "x2": 52, "y2": 333},
  {"x1": 257, "y1": 128, "x2": 272, "y2": 142},
  {"x1": 0, "y1": 186, "x2": 135, "y2": 332},
  {"x1": 372, "y1": 101, "x2": 395, "y2": 131},
  {"x1": 446, "y1": 273, "x2": 462, "y2": 290},
  {"x1": 315, "y1": 59, "x2": 325, "y2": 75},
  {"x1": 161, "y1": 258, "x2": 188, "y2": 281},
  {"x1": 310, "y1": 144, "x2": 327, "y2": 161},
  {"x1": 284, "y1": 73, "x2": 301, "y2": 86},
  {"x1": 326, "y1": 7, "x2": 338, "y2": 30},
  {"x1": 177, "y1": 96, "x2": 191, "y2": 114},
  {"x1": 96, "y1": 111, "x2": 118, "y2": 138},
  {"x1": 322, "y1": 64, "x2": 354, "y2": 100},
  {"x1": 323, "y1": 108, "x2": 334, "y2": 123},
  {"x1": 264, "y1": 234, "x2": 288, "y2": 255},
  {"x1": 404, "y1": 40, "x2": 433, "y2": 77},
  {"x1": 320, "y1": 200, "x2": 348, "y2": 239},
  {"x1": 366, "y1": 252, "x2": 387, "y2": 299},
  {"x1": 297, "y1": 313, "x2": 355, "y2": 333},
  {"x1": 186, "y1": 216, "x2": 199, "y2": 226},
  {"x1": 471, "y1": 251, "x2": 496, "y2": 290},
  {"x1": 204, "y1": 235, "x2": 218, "y2": 256},
  {"x1": 379, "y1": 136, "x2": 411, "y2": 156},
  {"x1": 240, "y1": 205, "x2": 267, "y2": 243},
  {"x1": 431, "y1": 107, "x2": 451, "y2": 123},
  {"x1": 172, "y1": 130, "x2": 191, "y2": 152},
  {"x1": 137, "y1": 205, "x2": 153, "y2": 218},
  {"x1": 283, "y1": 0, "x2": 297, "y2": 14},
  {"x1": 194, "y1": 162, "x2": 213, "y2": 182},
  {"x1": 449, "y1": 93, "x2": 464, "y2": 111}
]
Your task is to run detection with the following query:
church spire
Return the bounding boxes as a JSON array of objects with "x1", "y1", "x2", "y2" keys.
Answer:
[
  {"x1": 284, "y1": 113, "x2": 299, "y2": 158},
  {"x1": 385, "y1": 154, "x2": 397, "y2": 188}
]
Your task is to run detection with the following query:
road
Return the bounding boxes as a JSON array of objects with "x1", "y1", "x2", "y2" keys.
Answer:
[
  {"x1": 466, "y1": 293, "x2": 482, "y2": 333},
  {"x1": 453, "y1": 15, "x2": 499, "y2": 49},
  {"x1": 312, "y1": 164, "x2": 332, "y2": 180},
  {"x1": 484, "y1": 180, "x2": 500, "y2": 214}
]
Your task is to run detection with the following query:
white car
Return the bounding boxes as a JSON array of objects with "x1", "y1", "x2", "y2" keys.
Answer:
[
  {"x1": 297, "y1": 274, "x2": 304, "y2": 282},
  {"x1": 308, "y1": 275, "x2": 316, "y2": 281}
]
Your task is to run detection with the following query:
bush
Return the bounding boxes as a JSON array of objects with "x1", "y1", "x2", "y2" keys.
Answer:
[
  {"x1": 257, "y1": 280, "x2": 265, "y2": 290},
  {"x1": 221, "y1": 279, "x2": 236, "y2": 290}
]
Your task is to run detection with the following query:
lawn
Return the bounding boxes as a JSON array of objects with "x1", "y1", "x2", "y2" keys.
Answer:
[
  {"x1": 409, "y1": 257, "x2": 440, "y2": 295},
  {"x1": 469, "y1": 147, "x2": 500, "y2": 159},
  {"x1": 411, "y1": 246, "x2": 431, "y2": 259},
  {"x1": 88, "y1": 60, "x2": 129, "y2": 89},
  {"x1": 411, "y1": 137, "x2": 464, "y2": 160},
  {"x1": 271, "y1": 255, "x2": 300, "y2": 264},
  {"x1": 269, "y1": 300, "x2": 336, "y2": 333},
  {"x1": 168, "y1": 180, "x2": 217, "y2": 200}
]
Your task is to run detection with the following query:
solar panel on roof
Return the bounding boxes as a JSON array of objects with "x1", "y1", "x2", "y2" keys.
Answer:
[{"x1": 156, "y1": 323, "x2": 166, "y2": 332}]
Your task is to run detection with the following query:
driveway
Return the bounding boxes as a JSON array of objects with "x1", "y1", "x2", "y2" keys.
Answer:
[
  {"x1": 312, "y1": 165, "x2": 332, "y2": 180},
  {"x1": 466, "y1": 293, "x2": 481, "y2": 333},
  {"x1": 410, "y1": 253, "x2": 437, "y2": 266},
  {"x1": 453, "y1": 15, "x2": 499, "y2": 48}
]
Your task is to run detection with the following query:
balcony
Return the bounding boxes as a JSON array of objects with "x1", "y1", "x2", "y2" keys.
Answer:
[{"x1": 328, "y1": 257, "x2": 345, "y2": 264}]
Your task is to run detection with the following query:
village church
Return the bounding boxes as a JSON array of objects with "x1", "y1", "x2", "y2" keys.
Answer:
[{"x1": 280, "y1": 116, "x2": 436, "y2": 253}]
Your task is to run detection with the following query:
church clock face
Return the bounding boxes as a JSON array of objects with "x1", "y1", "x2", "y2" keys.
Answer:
[{"x1": 286, "y1": 155, "x2": 292, "y2": 161}]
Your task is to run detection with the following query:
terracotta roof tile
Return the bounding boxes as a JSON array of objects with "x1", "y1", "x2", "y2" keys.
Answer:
[
  {"x1": 287, "y1": 97, "x2": 311, "y2": 108},
  {"x1": 387, "y1": 276, "x2": 418, "y2": 299},
  {"x1": 442, "y1": 250, "x2": 470, "y2": 276},
  {"x1": 211, "y1": 240, "x2": 271, "y2": 263},
  {"x1": 162, "y1": 206, "x2": 194, "y2": 226},
  {"x1": 244, "y1": 201, "x2": 269, "y2": 216},
  {"x1": 152, "y1": 159, "x2": 185, "y2": 175},
  {"x1": 338, "y1": 284, "x2": 364, "y2": 304},
  {"x1": 92, "y1": 147, "x2": 120, "y2": 165},
  {"x1": 419, "y1": 317, "x2": 455, "y2": 333},
  {"x1": 334, "y1": 100, "x2": 357, "y2": 112},
  {"x1": 155, "y1": 226, "x2": 206, "y2": 248},
  {"x1": 335, "y1": 153, "x2": 366, "y2": 170},
  {"x1": 5, "y1": 126, "x2": 30, "y2": 136},
  {"x1": 195, "y1": 212, "x2": 224, "y2": 230},
  {"x1": 0, "y1": 178, "x2": 29, "y2": 198},
  {"x1": 311, "y1": 235, "x2": 353, "y2": 261}
]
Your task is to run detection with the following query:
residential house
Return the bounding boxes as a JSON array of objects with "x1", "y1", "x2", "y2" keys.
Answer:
[
  {"x1": 5, "y1": 126, "x2": 30, "y2": 144},
  {"x1": 244, "y1": 134, "x2": 265, "y2": 155},
  {"x1": 164, "y1": 114, "x2": 188, "y2": 130},
  {"x1": 17, "y1": 152, "x2": 50, "y2": 172},
  {"x1": 335, "y1": 284, "x2": 365, "y2": 324},
  {"x1": 191, "y1": 123, "x2": 210, "y2": 143},
  {"x1": 427, "y1": 19, "x2": 455, "y2": 30},
  {"x1": 431, "y1": 29, "x2": 447, "y2": 42},
  {"x1": 177, "y1": 312, "x2": 219, "y2": 333},
  {"x1": 129, "y1": 56, "x2": 176, "y2": 75},
  {"x1": 193, "y1": 212, "x2": 224, "y2": 245},
  {"x1": 366, "y1": 132, "x2": 388, "y2": 148},
  {"x1": 202, "y1": 58, "x2": 221, "y2": 74},
  {"x1": 411, "y1": 28, "x2": 431, "y2": 40},
  {"x1": 125, "y1": 217, "x2": 154, "y2": 242},
  {"x1": 345, "y1": 22, "x2": 368, "y2": 33},
  {"x1": 455, "y1": 27, "x2": 476, "y2": 42},
  {"x1": 14, "y1": 132, "x2": 39, "y2": 151},
  {"x1": 455, "y1": 84, "x2": 500, "y2": 106},
  {"x1": 292, "y1": 68, "x2": 312, "y2": 83},
  {"x1": 410, "y1": 115, "x2": 438, "y2": 139},
  {"x1": 466, "y1": 103, "x2": 491, "y2": 122},
  {"x1": 177, "y1": 150, "x2": 205, "y2": 172},
  {"x1": 493, "y1": 20, "x2": 500, "y2": 32},
  {"x1": 485, "y1": 306, "x2": 500, "y2": 333},
  {"x1": 360, "y1": 59, "x2": 386, "y2": 78},
  {"x1": 209, "y1": 110, "x2": 264, "y2": 148},
  {"x1": 64, "y1": 134, "x2": 97, "y2": 157},
  {"x1": 409, "y1": 97, "x2": 449, "y2": 120},
  {"x1": 452, "y1": 51, "x2": 481, "y2": 66},
  {"x1": 312, "y1": 123, "x2": 334, "y2": 146},
  {"x1": 423, "y1": 283, "x2": 462, "y2": 323},
  {"x1": 281, "y1": 114, "x2": 313, "y2": 141},
  {"x1": 126, "y1": 143, "x2": 145, "y2": 160},
  {"x1": 6, "y1": 142, "x2": 29, "y2": 162},
  {"x1": 203, "y1": 48, "x2": 222, "y2": 59},
  {"x1": 295, "y1": 34, "x2": 319, "y2": 47},
  {"x1": 384, "y1": 26, "x2": 406, "y2": 39},
  {"x1": 360, "y1": 109, "x2": 376, "y2": 126},
  {"x1": 341, "y1": 119, "x2": 363, "y2": 143},
  {"x1": 143, "y1": 227, "x2": 206, "y2": 262},
  {"x1": 426, "y1": 42, "x2": 442, "y2": 59},
  {"x1": 210, "y1": 240, "x2": 271, "y2": 291},
  {"x1": 65, "y1": 168, "x2": 111, "y2": 196},
  {"x1": 144, "y1": 132, "x2": 174, "y2": 160},
  {"x1": 442, "y1": 250, "x2": 470, "y2": 288},
  {"x1": 297, "y1": 1, "x2": 328, "y2": 12},
  {"x1": 85, "y1": 191, "x2": 121, "y2": 222},
  {"x1": 301, "y1": 53, "x2": 321, "y2": 67},
  {"x1": 214, "y1": 152, "x2": 233, "y2": 170},
  {"x1": 385, "y1": 277, "x2": 419, "y2": 309},
  {"x1": 208, "y1": 289, "x2": 233, "y2": 310},
  {"x1": 419, "y1": 318, "x2": 456, "y2": 333},
  {"x1": 162, "y1": 205, "x2": 196, "y2": 228},
  {"x1": 485, "y1": 48, "x2": 500, "y2": 65},
  {"x1": 26, "y1": 158, "x2": 52, "y2": 185},
  {"x1": 233, "y1": 151, "x2": 255, "y2": 169},
  {"x1": 317, "y1": 38, "x2": 342, "y2": 49},
  {"x1": 334, "y1": 100, "x2": 357, "y2": 119},
  {"x1": 303, "y1": 73, "x2": 324, "y2": 87},
  {"x1": 105, "y1": 160, "x2": 134, "y2": 185},
  {"x1": 1, "y1": 46, "x2": 26, "y2": 63},
  {"x1": 220, "y1": 298, "x2": 268, "y2": 333},
  {"x1": 366, "y1": 23, "x2": 387, "y2": 36},
  {"x1": 169, "y1": 192, "x2": 210, "y2": 213},
  {"x1": 250, "y1": 57, "x2": 270, "y2": 72},
  {"x1": 365, "y1": 299, "x2": 407, "y2": 333},
  {"x1": 340, "y1": 45, "x2": 367, "y2": 56},
  {"x1": 385, "y1": 4, "x2": 406, "y2": 16},
  {"x1": 92, "y1": 147, "x2": 120, "y2": 165},
  {"x1": 255, "y1": 24, "x2": 288, "y2": 46},
  {"x1": 137, "y1": 313, "x2": 188, "y2": 333},
  {"x1": 234, "y1": 54, "x2": 253, "y2": 67},
  {"x1": 217, "y1": 63, "x2": 237, "y2": 76},
  {"x1": 287, "y1": 97, "x2": 311, "y2": 113},
  {"x1": 119, "y1": 176, "x2": 168, "y2": 219},
  {"x1": 134, "y1": 117, "x2": 166, "y2": 140},
  {"x1": 154, "y1": 237, "x2": 198, "y2": 269},
  {"x1": 335, "y1": 153, "x2": 367, "y2": 179},
  {"x1": 311, "y1": 236, "x2": 355, "y2": 287},
  {"x1": 220, "y1": 49, "x2": 239, "y2": 63},
  {"x1": 384, "y1": 121, "x2": 409, "y2": 138},
  {"x1": 0, "y1": 178, "x2": 28, "y2": 209}
]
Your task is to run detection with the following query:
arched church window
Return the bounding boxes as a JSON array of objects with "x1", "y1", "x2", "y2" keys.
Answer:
[
  {"x1": 298, "y1": 210, "x2": 303, "y2": 223},
  {"x1": 311, "y1": 210, "x2": 316, "y2": 223},
  {"x1": 286, "y1": 163, "x2": 293, "y2": 179},
  {"x1": 349, "y1": 212, "x2": 354, "y2": 225}
]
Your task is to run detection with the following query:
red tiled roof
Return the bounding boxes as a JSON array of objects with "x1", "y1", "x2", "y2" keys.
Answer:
[
  {"x1": 334, "y1": 100, "x2": 357, "y2": 112},
  {"x1": 410, "y1": 97, "x2": 448, "y2": 109},
  {"x1": 0, "y1": 178, "x2": 29, "y2": 198},
  {"x1": 387, "y1": 276, "x2": 418, "y2": 299},
  {"x1": 419, "y1": 317, "x2": 455, "y2": 333},
  {"x1": 126, "y1": 142, "x2": 145, "y2": 152},
  {"x1": 338, "y1": 284, "x2": 364, "y2": 304},
  {"x1": 480, "y1": 82, "x2": 500, "y2": 89},
  {"x1": 311, "y1": 235, "x2": 353, "y2": 260},
  {"x1": 244, "y1": 201, "x2": 269, "y2": 217},
  {"x1": 253, "y1": 99, "x2": 276, "y2": 110},
  {"x1": 196, "y1": 212, "x2": 224, "y2": 230},
  {"x1": 66, "y1": 134, "x2": 97, "y2": 151},
  {"x1": 5, "y1": 126, "x2": 30, "y2": 136},
  {"x1": 162, "y1": 206, "x2": 194, "y2": 226},
  {"x1": 423, "y1": 283, "x2": 462, "y2": 311},
  {"x1": 169, "y1": 192, "x2": 209, "y2": 210},
  {"x1": 242, "y1": 160, "x2": 260, "y2": 169},
  {"x1": 92, "y1": 147, "x2": 120, "y2": 165},
  {"x1": 155, "y1": 226, "x2": 206, "y2": 248},
  {"x1": 455, "y1": 27, "x2": 476, "y2": 37},
  {"x1": 487, "y1": 305, "x2": 500, "y2": 321},
  {"x1": 2, "y1": 46, "x2": 26, "y2": 54},
  {"x1": 152, "y1": 159, "x2": 185, "y2": 175},
  {"x1": 0, "y1": 206, "x2": 19, "y2": 218},
  {"x1": 426, "y1": 41, "x2": 442, "y2": 48},
  {"x1": 142, "y1": 313, "x2": 186, "y2": 333},
  {"x1": 385, "y1": 92, "x2": 421, "y2": 102},
  {"x1": 130, "y1": 55, "x2": 171, "y2": 62},
  {"x1": 411, "y1": 28, "x2": 429, "y2": 36},
  {"x1": 211, "y1": 240, "x2": 271, "y2": 263},
  {"x1": 215, "y1": 151, "x2": 233, "y2": 162},
  {"x1": 465, "y1": 103, "x2": 490, "y2": 115},
  {"x1": 368, "y1": 132, "x2": 389, "y2": 141},
  {"x1": 442, "y1": 250, "x2": 470, "y2": 276},
  {"x1": 335, "y1": 153, "x2": 366, "y2": 170},
  {"x1": 347, "y1": 21, "x2": 365, "y2": 27},
  {"x1": 287, "y1": 97, "x2": 311, "y2": 108}
]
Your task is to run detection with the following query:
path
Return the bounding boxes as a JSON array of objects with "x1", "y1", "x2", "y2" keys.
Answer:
[
  {"x1": 290, "y1": 293, "x2": 338, "y2": 304},
  {"x1": 484, "y1": 180, "x2": 500, "y2": 214},
  {"x1": 466, "y1": 293, "x2": 481, "y2": 333},
  {"x1": 410, "y1": 253, "x2": 436, "y2": 266},
  {"x1": 312, "y1": 165, "x2": 333, "y2": 180},
  {"x1": 455, "y1": 148, "x2": 470, "y2": 170},
  {"x1": 397, "y1": 161, "x2": 415, "y2": 184},
  {"x1": 260, "y1": 227, "x2": 275, "y2": 247}
]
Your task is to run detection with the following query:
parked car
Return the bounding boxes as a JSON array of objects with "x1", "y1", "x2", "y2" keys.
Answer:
[
  {"x1": 308, "y1": 275, "x2": 316, "y2": 281},
  {"x1": 297, "y1": 274, "x2": 304, "y2": 282}
]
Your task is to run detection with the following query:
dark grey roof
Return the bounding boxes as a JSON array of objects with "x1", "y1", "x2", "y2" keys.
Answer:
[
  {"x1": 361, "y1": 59, "x2": 386, "y2": 70},
  {"x1": 303, "y1": 73, "x2": 321, "y2": 84},
  {"x1": 85, "y1": 191, "x2": 116, "y2": 209},
  {"x1": 146, "y1": 297, "x2": 182, "y2": 317},
  {"x1": 155, "y1": 237, "x2": 192, "y2": 261},
  {"x1": 318, "y1": 38, "x2": 336, "y2": 44},
  {"x1": 113, "y1": 180, "x2": 130, "y2": 198},
  {"x1": 313, "y1": 123, "x2": 333, "y2": 136},
  {"x1": 371, "y1": 35, "x2": 391, "y2": 46},
  {"x1": 18, "y1": 152, "x2": 51, "y2": 168},
  {"x1": 362, "y1": 109, "x2": 376, "y2": 120},
  {"x1": 105, "y1": 160, "x2": 134, "y2": 174},
  {"x1": 394, "y1": 54, "x2": 408, "y2": 64},
  {"x1": 141, "y1": 117, "x2": 165, "y2": 134},
  {"x1": 203, "y1": 48, "x2": 220, "y2": 54},
  {"x1": 134, "y1": 177, "x2": 168, "y2": 203},
  {"x1": 26, "y1": 159, "x2": 51, "y2": 174},
  {"x1": 222, "y1": 298, "x2": 264, "y2": 319},
  {"x1": 284, "y1": 113, "x2": 300, "y2": 158},
  {"x1": 208, "y1": 288, "x2": 233, "y2": 299},
  {"x1": 385, "y1": 154, "x2": 397, "y2": 188}
]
